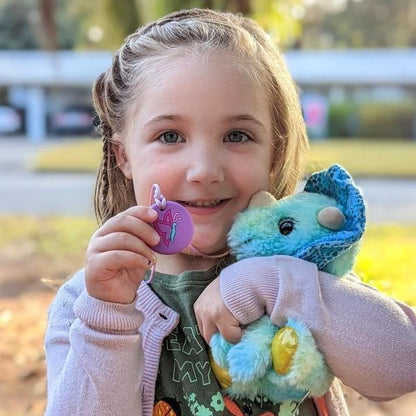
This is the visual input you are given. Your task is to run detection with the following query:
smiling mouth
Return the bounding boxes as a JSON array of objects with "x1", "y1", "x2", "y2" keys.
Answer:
[{"x1": 180, "y1": 199, "x2": 226, "y2": 208}]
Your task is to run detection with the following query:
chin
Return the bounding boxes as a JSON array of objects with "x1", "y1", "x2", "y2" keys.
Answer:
[
  {"x1": 187, "y1": 237, "x2": 228, "y2": 257},
  {"x1": 192, "y1": 227, "x2": 229, "y2": 247}
]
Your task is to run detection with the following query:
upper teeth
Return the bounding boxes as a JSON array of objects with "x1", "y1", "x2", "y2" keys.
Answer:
[{"x1": 185, "y1": 200, "x2": 221, "y2": 207}]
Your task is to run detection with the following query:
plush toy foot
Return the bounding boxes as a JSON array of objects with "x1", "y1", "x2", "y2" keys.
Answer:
[
  {"x1": 268, "y1": 318, "x2": 334, "y2": 398},
  {"x1": 227, "y1": 316, "x2": 277, "y2": 383},
  {"x1": 209, "y1": 351, "x2": 232, "y2": 389},
  {"x1": 271, "y1": 326, "x2": 299, "y2": 375}
]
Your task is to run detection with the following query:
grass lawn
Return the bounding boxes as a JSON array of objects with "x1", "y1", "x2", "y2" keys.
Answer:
[
  {"x1": 307, "y1": 139, "x2": 416, "y2": 177},
  {"x1": 34, "y1": 138, "x2": 416, "y2": 177},
  {"x1": 356, "y1": 225, "x2": 416, "y2": 306},
  {"x1": 35, "y1": 138, "x2": 102, "y2": 173}
]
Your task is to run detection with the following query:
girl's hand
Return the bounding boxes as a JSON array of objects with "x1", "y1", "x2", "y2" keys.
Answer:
[
  {"x1": 85, "y1": 206, "x2": 160, "y2": 304},
  {"x1": 194, "y1": 278, "x2": 243, "y2": 344}
]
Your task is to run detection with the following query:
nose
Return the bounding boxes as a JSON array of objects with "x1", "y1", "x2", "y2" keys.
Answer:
[{"x1": 185, "y1": 144, "x2": 225, "y2": 184}]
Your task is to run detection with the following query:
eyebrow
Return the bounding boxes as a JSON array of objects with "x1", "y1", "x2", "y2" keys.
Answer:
[
  {"x1": 225, "y1": 114, "x2": 268, "y2": 133},
  {"x1": 144, "y1": 113, "x2": 267, "y2": 132},
  {"x1": 144, "y1": 114, "x2": 181, "y2": 127}
]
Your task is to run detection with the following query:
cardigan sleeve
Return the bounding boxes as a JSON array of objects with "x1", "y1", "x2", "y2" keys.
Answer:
[
  {"x1": 44, "y1": 270, "x2": 144, "y2": 416},
  {"x1": 219, "y1": 255, "x2": 416, "y2": 401}
]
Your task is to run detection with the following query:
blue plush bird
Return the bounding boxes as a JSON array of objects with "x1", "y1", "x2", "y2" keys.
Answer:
[{"x1": 210, "y1": 165, "x2": 366, "y2": 405}]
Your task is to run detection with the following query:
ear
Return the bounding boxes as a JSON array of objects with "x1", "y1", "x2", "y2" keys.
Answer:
[
  {"x1": 112, "y1": 138, "x2": 132, "y2": 179},
  {"x1": 317, "y1": 206, "x2": 346, "y2": 231},
  {"x1": 248, "y1": 191, "x2": 276, "y2": 208}
]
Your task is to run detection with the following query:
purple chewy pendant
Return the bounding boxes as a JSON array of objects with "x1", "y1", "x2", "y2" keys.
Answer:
[{"x1": 150, "y1": 187, "x2": 194, "y2": 255}]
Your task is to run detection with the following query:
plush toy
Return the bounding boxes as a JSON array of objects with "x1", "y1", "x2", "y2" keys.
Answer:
[{"x1": 210, "y1": 164, "x2": 366, "y2": 406}]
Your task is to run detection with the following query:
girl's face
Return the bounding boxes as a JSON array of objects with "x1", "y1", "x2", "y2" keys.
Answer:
[{"x1": 116, "y1": 53, "x2": 274, "y2": 265}]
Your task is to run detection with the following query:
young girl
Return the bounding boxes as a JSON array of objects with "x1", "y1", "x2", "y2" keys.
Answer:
[{"x1": 44, "y1": 8, "x2": 416, "y2": 416}]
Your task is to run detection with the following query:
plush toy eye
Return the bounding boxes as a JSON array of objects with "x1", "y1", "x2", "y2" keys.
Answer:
[{"x1": 279, "y1": 219, "x2": 295, "y2": 235}]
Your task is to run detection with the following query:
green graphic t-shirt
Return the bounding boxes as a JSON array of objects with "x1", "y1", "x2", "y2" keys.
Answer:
[{"x1": 150, "y1": 258, "x2": 318, "y2": 416}]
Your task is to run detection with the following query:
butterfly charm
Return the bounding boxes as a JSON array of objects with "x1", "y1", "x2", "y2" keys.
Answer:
[
  {"x1": 153, "y1": 208, "x2": 182, "y2": 247},
  {"x1": 150, "y1": 200, "x2": 194, "y2": 255}
]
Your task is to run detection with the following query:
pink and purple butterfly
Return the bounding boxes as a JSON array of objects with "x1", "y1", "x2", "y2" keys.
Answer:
[{"x1": 153, "y1": 208, "x2": 182, "y2": 247}]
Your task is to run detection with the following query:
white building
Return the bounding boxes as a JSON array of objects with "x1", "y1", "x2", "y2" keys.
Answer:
[{"x1": 1, "y1": 49, "x2": 416, "y2": 142}]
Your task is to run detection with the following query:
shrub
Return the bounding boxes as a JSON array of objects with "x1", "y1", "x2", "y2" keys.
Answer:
[
  {"x1": 357, "y1": 101, "x2": 416, "y2": 139},
  {"x1": 327, "y1": 101, "x2": 416, "y2": 139},
  {"x1": 328, "y1": 102, "x2": 359, "y2": 137}
]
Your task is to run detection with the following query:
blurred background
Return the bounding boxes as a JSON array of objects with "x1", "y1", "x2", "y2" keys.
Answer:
[
  {"x1": 1, "y1": 0, "x2": 416, "y2": 141},
  {"x1": 0, "y1": 1, "x2": 416, "y2": 415}
]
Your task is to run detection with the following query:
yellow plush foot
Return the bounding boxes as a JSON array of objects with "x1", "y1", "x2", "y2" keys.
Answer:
[
  {"x1": 271, "y1": 326, "x2": 299, "y2": 375},
  {"x1": 209, "y1": 353, "x2": 232, "y2": 389}
]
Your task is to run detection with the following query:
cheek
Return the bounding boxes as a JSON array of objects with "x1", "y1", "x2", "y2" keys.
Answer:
[
  {"x1": 132, "y1": 158, "x2": 183, "y2": 205},
  {"x1": 129, "y1": 163, "x2": 158, "y2": 205},
  {"x1": 238, "y1": 160, "x2": 271, "y2": 192}
]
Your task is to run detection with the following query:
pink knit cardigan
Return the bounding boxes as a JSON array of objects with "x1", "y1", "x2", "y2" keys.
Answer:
[{"x1": 45, "y1": 256, "x2": 416, "y2": 415}]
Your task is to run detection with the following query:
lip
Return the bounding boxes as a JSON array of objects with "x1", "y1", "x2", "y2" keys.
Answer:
[{"x1": 178, "y1": 199, "x2": 230, "y2": 215}]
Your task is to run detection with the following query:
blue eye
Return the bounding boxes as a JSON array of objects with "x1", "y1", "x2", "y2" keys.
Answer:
[
  {"x1": 159, "y1": 131, "x2": 183, "y2": 144},
  {"x1": 225, "y1": 131, "x2": 251, "y2": 143}
]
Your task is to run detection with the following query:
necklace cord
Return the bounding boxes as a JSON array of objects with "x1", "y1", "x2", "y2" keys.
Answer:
[{"x1": 145, "y1": 184, "x2": 164, "y2": 284}]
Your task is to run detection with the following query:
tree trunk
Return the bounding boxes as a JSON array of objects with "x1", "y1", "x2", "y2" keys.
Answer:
[{"x1": 37, "y1": 0, "x2": 58, "y2": 50}]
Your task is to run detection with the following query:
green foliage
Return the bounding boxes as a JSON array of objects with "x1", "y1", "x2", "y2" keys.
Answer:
[
  {"x1": 357, "y1": 101, "x2": 416, "y2": 139},
  {"x1": 301, "y1": 0, "x2": 416, "y2": 49},
  {"x1": 63, "y1": 0, "x2": 304, "y2": 50},
  {"x1": 101, "y1": 0, "x2": 142, "y2": 45},
  {"x1": 327, "y1": 101, "x2": 416, "y2": 140},
  {"x1": 252, "y1": 0, "x2": 303, "y2": 47},
  {"x1": 0, "y1": 0, "x2": 81, "y2": 50},
  {"x1": 0, "y1": 0, "x2": 38, "y2": 49},
  {"x1": 328, "y1": 102, "x2": 358, "y2": 138},
  {"x1": 3, "y1": 0, "x2": 416, "y2": 50}
]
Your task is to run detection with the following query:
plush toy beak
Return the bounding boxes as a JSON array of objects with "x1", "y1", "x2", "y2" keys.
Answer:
[
  {"x1": 317, "y1": 207, "x2": 346, "y2": 231},
  {"x1": 248, "y1": 191, "x2": 276, "y2": 208}
]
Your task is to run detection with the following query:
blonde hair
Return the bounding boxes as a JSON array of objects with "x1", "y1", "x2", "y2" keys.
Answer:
[{"x1": 92, "y1": 8, "x2": 308, "y2": 225}]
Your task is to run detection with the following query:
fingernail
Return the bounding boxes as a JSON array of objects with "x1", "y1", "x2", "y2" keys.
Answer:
[
  {"x1": 151, "y1": 232, "x2": 160, "y2": 245},
  {"x1": 147, "y1": 208, "x2": 158, "y2": 217}
]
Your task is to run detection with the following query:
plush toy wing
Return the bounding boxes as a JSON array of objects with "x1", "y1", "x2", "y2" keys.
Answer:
[{"x1": 294, "y1": 164, "x2": 366, "y2": 271}]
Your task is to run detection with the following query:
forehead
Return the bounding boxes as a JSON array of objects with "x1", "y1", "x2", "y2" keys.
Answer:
[
  {"x1": 143, "y1": 45, "x2": 266, "y2": 86},
  {"x1": 128, "y1": 50, "x2": 271, "y2": 123}
]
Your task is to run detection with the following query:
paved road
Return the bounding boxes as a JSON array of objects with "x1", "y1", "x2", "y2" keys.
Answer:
[
  {"x1": 1, "y1": 139, "x2": 415, "y2": 223},
  {"x1": 0, "y1": 138, "x2": 96, "y2": 216},
  {"x1": 0, "y1": 170, "x2": 96, "y2": 216}
]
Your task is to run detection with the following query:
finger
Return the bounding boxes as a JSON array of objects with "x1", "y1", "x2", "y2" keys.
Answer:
[
  {"x1": 195, "y1": 314, "x2": 205, "y2": 341},
  {"x1": 93, "y1": 232, "x2": 157, "y2": 262},
  {"x1": 217, "y1": 320, "x2": 243, "y2": 344},
  {"x1": 93, "y1": 250, "x2": 154, "y2": 279},
  {"x1": 200, "y1": 321, "x2": 219, "y2": 345},
  {"x1": 94, "y1": 211, "x2": 160, "y2": 247},
  {"x1": 119, "y1": 205, "x2": 159, "y2": 221},
  {"x1": 194, "y1": 302, "x2": 210, "y2": 343}
]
